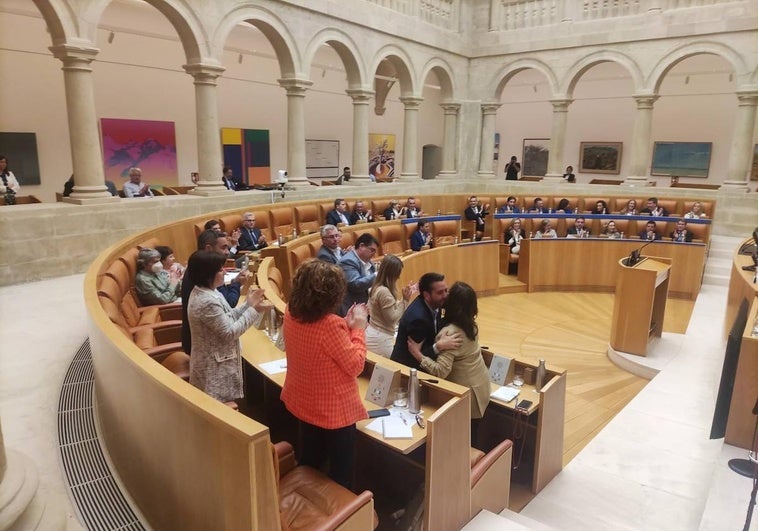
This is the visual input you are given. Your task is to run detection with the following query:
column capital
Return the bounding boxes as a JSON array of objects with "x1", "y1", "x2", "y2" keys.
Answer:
[
  {"x1": 632, "y1": 93, "x2": 660, "y2": 109},
  {"x1": 345, "y1": 88, "x2": 375, "y2": 103},
  {"x1": 49, "y1": 43, "x2": 99, "y2": 70},
  {"x1": 440, "y1": 101, "x2": 461, "y2": 114},
  {"x1": 549, "y1": 98, "x2": 573, "y2": 111},
  {"x1": 278, "y1": 78, "x2": 313, "y2": 96},
  {"x1": 481, "y1": 101, "x2": 501, "y2": 115},
  {"x1": 183, "y1": 62, "x2": 225, "y2": 84},
  {"x1": 735, "y1": 88, "x2": 758, "y2": 106},
  {"x1": 399, "y1": 96, "x2": 424, "y2": 109}
]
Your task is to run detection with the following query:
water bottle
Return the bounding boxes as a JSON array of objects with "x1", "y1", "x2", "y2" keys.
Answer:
[
  {"x1": 535, "y1": 359, "x2": 546, "y2": 392},
  {"x1": 437, "y1": 209, "x2": 441, "y2": 215},
  {"x1": 408, "y1": 369, "x2": 421, "y2": 414},
  {"x1": 278, "y1": 233, "x2": 284, "y2": 246},
  {"x1": 621, "y1": 232, "x2": 625, "y2": 240},
  {"x1": 292, "y1": 228, "x2": 298, "y2": 239}
]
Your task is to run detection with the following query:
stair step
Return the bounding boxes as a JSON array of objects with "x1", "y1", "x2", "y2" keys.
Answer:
[{"x1": 463, "y1": 509, "x2": 556, "y2": 530}]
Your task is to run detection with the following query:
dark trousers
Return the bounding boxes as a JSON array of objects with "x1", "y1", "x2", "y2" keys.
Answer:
[{"x1": 298, "y1": 420, "x2": 356, "y2": 490}]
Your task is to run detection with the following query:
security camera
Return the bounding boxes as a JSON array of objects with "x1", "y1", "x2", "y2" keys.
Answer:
[{"x1": 275, "y1": 170, "x2": 288, "y2": 184}]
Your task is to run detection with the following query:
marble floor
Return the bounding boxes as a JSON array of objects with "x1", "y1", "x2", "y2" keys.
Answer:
[{"x1": 0, "y1": 274, "x2": 756, "y2": 530}]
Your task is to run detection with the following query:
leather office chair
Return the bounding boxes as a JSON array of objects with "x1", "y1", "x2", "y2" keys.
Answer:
[
  {"x1": 432, "y1": 219, "x2": 458, "y2": 247},
  {"x1": 266, "y1": 266, "x2": 285, "y2": 301},
  {"x1": 656, "y1": 198, "x2": 679, "y2": 216},
  {"x1": 270, "y1": 206, "x2": 295, "y2": 239},
  {"x1": 378, "y1": 224, "x2": 405, "y2": 256},
  {"x1": 288, "y1": 244, "x2": 314, "y2": 274},
  {"x1": 161, "y1": 351, "x2": 190, "y2": 381},
  {"x1": 273, "y1": 441, "x2": 378, "y2": 530},
  {"x1": 685, "y1": 222, "x2": 708, "y2": 242},
  {"x1": 470, "y1": 439, "x2": 513, "y2": 518},
  {"x1": 219, "y1": 213, "x2": 242, "y2": 234},
  {"x1": 294, "y1": 204, "x2": 321, "y2": 235}
]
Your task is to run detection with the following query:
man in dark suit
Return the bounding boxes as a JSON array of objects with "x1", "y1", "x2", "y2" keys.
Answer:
[
  {"x1": 404, "y1": 197, "x2": 423, "y2": 218},
  {"x1": 566, "y1": 217, "x2": 590, "y2": 238},
  {"x1": 349, "y1": 200, "x2": 374, "y2": 224},
  {"x1": 222, "y1": 166, "x2": 244, "y2": 191},
  {"x1": 670, "y1": 219, "x2": 694, "y2": 242},
  {"x1": 390, "y1": 272, "x2": 462, "y2": 370},
  {"x1": 639, "y1": 220, "x2": 662, "y2": 241},
  {"x1": 410, "y1": 220, "x2": 432, "y2": 251},
  {"x1": 238, "y1": 212, "x2": 268, "y2": 251},
  {"x1": 335, "y1": 166, "x2": 351, "y2": 185},
  {"x1": 316, "y1": 224, "x2": 344, "y2": 264},
  {"x1": 181, "y1": 230, "x2": 250, "y2": 355},
  {"x1": 326, "y1": 198, "x2": 351, "y2": 226},
  {"x1": 640, "y1": 197, "x2": 669, "y2": 217},
  {"x1": 338, "y1": 233, "x2": 378, "y2": 316},
  {"x1": 464, "y1": 195, "x2": 490, "y2": 241},
  {"x1": 497, "y1": 196, "x2": 522, "y2": 214}
]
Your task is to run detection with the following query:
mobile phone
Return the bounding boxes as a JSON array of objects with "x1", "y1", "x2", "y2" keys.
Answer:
[
  {"x1": 368, "y1": 408, "x2": 390, "y2": 418},
  {"x1": 515, "y1": 399, "x2": 532, "y2": 412}
]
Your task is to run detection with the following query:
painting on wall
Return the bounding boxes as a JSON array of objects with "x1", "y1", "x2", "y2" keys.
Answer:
[
  {"x1": 0, "y1": 132, "x2": 41, "y2": 185},
  {"x1": 522, "y1": 138, "x2": 549, "y2": 177},
  {"x1": 222, "y1": 128, "x2": 271, "y2": 185},
  {"x1": 651, "y1": 141, "x2": 712, "y2": 178},
  {"x1": 100, "y1": 118, "x2": 178, "y2": 186},
  {"x1": 750, "y1": 144, "x2": 758, "y2": 181},
  {"x1": 579, "y1": 142, "x2": 622, "y2": 174},
  {"x1": 369, "y1": 133, "x2": 395, "y2": 180}
]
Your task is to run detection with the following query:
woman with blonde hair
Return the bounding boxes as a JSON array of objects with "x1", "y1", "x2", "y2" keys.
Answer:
[
  {"x1": 366, "y1": 255, "x2": 417, "y2": 357},
  {"x1": 533, "y1": 219, "x2": 557, "y2": 239}
]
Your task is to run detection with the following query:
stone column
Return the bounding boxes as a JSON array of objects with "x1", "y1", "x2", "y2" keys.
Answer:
[
  {"x1": 50, "y1": 44, "x2": 117, "y2": 204},
  {"x1": 398, "y1": 96, "x2": 424, "y2": 180},
  {"x1": 721, "y1": 89, "x2": 758, "y2": 192},
  {"x1": 624, "y1": 93, "x2": 659, "y2": 186},
  {"x1": 184, "y1": 63, "x2": 231, "y2": 196},
  {"x1": 543, "y1": 98, "x2": 573, "y2": 182},
  {"x1": 345, "y1": 88, "x2": 374, "y2": 184},
  {"x1": 278, "y1": 78, "x2": 313, "y2": 187},
  {"x1": 477, "y1": 102, "x2": 501, "y2": 178},
  {"x1": 438, "y1": 101, "x2": 461, "y2": 178}
]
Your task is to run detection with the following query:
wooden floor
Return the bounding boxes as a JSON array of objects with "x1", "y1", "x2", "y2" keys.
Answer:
[{"x1": 477, "y1": 290, "x2": 694, "y2": 510}]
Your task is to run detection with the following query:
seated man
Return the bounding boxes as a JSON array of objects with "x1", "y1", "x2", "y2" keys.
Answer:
[
  {"x1": 670, "y1": 218, "x2": 694, "y2": 242},
  {"x1": 640, "y1": 197, "x2": 669, "y2": 217},
  {"x1": 237, "y1": 212, "x2": 267, "y2": 251},
  {"x1": 497, "y1": 196, "x2": 522, "y2": 214},
  {"x1": 338, "y1": 233, "x2": 378, "y2": 316},
  {"x1": 335, "y1": 166, "x2": 351, "y2": 185},
  {"x1": 123, "y1": 167, "x2": 154, "y2": 197},
  {"x1": 349, "y1": 200, "x2": 374, "y2": 224},
  {"x1": 464, "y1": 195, "x2": 490, "y2": 241},
  {"x1": 639, "y1": 220, "x2": 662, "y2": 241},
  {"x1": 410, "y1": 220, "x2": 433, "y2": 251},
  {"x1": 383, "y1": 199, "x2": 403, "y2": 220},
  {"x1": 181, "y1": 229, "x2": 251, "y2": 354},
  {"x1": 403, "y1": 197, "x2": 423, "y2": 218},
  {"x1": 222, "y1": 166, "x2": 244, "y2": 191},
  {"x1": 204, "y1": 218, "x2": 241, "y2": 255},
  {"x1": 326, "y1": 198, "x2": 351, "y2": 226},
  {"x1": 316, "y1": 224, "x2": 344, "y2": 264},
  {"x1": 566, "y1": 217, "x2": 590, "y2": 238},
  {"x1": 527, "y1": 197, "x2": 548, "y2": 213}
]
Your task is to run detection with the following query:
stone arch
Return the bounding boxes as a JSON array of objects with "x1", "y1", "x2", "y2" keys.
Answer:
[
  {"x1": 302, "y1": 29, "x2": 366, "y2": 89},
  {"x1": 562, "y1": 50, "x2": 643, "y2": 96},
  {"x1": 370, "y1": 45, "x2": 418, "y2": 96},
  {"x1": 419, "y1": 57, "x2": 456, "y2": 101},
  {"x1": 492, "y1": 58, "x2": 559, "y2": 100},
  {"x1": 31, "y1": 0, "x2": 74, "y2": 46},
  {"x1": 81, "y1": 0, "x2": 204, "y2": 63},
  {"x1": 212, "y1": 5, "x2": 301, "y2": 78},
  {"x1": 648, "y1": 41, "x2": 747, "y2": 92}
]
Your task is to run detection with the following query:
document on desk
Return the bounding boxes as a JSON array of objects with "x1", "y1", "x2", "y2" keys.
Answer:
[
  {"x1": 491, "y1": 385, "x2": 519, "y2": 403},
  {"x1": 364, "y1": 408, "x2": 414, "y2": 439},
  {"x1": 259, "y1": 358, "x2": 287, "y2": 375}
]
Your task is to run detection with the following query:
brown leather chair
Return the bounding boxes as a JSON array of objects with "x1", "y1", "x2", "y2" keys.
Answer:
[
  {"x1": 338, "y1": 229, "x2": 356, "y2": 250},
  {"x1": 377, "y1": 224, "x2": 405, "y2": 256},
  {"x1": 266, "y1": 266, "x2": 285, "y2": 300},
  {"x1": 685, "y1": 222, "x2": 708, "y2": 242},
  {"x1": 470, "y1": 439, "x2": 513, "y2": 518},
  {"x1": 161, "y1": 351, "x2": 190, "y2": 381},
  {"x1": 432, "y1": 219, "x2": 458, "y2": 247},
  {"x1": 269, "y1": 207, "x2": 295, "y2": 239},
  {"x1": 273, "y1": 441, "x2": 377, "y2": 530},
  {"x1": 371, "y1": 199, "x2": 392, "y2": 220},
  {"x1": 288, "y1": 244, "x2": 314, "y2": 274},
  {"x1": 219, "y1": 213, "x2": 242, "y2": 234},
  {"x1": 294, "y1": 204, "x2": 321, "y2": 235}
]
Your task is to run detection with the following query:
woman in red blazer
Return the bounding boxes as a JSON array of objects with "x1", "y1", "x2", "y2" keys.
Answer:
[{"x1": 282, "y1": 259, "x2": 369, "y2": 489}]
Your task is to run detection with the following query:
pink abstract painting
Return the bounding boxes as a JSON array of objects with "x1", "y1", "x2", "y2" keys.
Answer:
[{"x1": 100, "y1": 118, "x2": 178, "y2": 185}]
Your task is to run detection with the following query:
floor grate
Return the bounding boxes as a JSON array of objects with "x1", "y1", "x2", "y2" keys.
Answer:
[{"x1": 58, "y1": 339, "x2": 146, "y2": 531}]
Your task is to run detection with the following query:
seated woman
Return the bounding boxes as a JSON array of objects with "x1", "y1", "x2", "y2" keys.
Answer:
[
  {"x1": 366, "y1": 255, "x2": 417, "y2": 357},
  {"x1": 281, "y1": 259, "x2": 369, "y2": 489},
  {"x1": 187, "y1": 251, "x2": 268, "y2": 406},
  {"x1": 383, "y1": 199, "x2": 402, "y2": 220},
  {"x1": 505, "y1": 218, "x2": 526, "y2": 274},
  {"x1": 593, "y1": 200, "x2": 609, "y2": 215},
  {"x1": 684, "y1": 201, "x2": 707, "y2": 219},
  {"x1": 407, "y1": 282, "x2": 490, "y2": 449},
  {"x1": 619, "y1": 199, "x2": 638, "y2": 216},
  {"x1": 601, "y1": 220, "x2": 622, "y2": 239},
  {"x1": 670, "y1": 218, "x2": 694, "y2": 242},
  {"x1": 0, "y1": 155, "x2": 21, "y2": 197},
  {"x1": 554, "y1": 198, "x2": 573, "y2": 214},
  {"x1": 533, "y1": 219, "x2": 557, "y2": 239},
  {"x1": 134, "y1": 248, "x2": 182, "y2": 306},
  {"x1": 156, "y1": 245, "x2": 185, "y2": 277}
]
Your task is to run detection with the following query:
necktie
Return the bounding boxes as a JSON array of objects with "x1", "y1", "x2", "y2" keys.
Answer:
[{"x1": 249, "y1": 229, "x2": 257, "y2": 245}]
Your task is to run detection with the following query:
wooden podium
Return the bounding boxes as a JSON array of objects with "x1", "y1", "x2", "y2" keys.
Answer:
[{"x1": 610, "y1": 256, "x2": 672, "y2": 356}]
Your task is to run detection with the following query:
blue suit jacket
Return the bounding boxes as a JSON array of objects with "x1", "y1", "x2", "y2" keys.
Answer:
[
  {"x1": 327, "y1": 209, "x2": 351, "y2": 226},
  {"x1": 410, "y1": 230, "x2": 430, "y2": 252},
  {"x1": 390, "y1": 296, "x2": 440, "y2": 370},
  {"x1": 317, "y1": 245, "x2": 342, "y2": 264},
  {"x1": 497, "y1": 205, "x2": 522, "y2": 214},
  {"x1": 238, "y1": 227, "x2": 266, "y2": 251},
  {"x1": 338, "y1": 250, "x2": 375, "y2": 316}
]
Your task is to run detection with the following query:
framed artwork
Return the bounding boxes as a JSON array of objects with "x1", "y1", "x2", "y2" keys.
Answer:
[
  {"x1": 369, "y1": 133, "x2": 395, "y2": 180},
  {"x1": 0, "y1": 132, "x2": 41, "y2": 185},
  {"x1": 750, "y1": 144, "x2": 758, "y2": 181},
  {"x1": 522, "y1": 138, "x2": 549, "y2": 177},
  {"x1": 579, "y1": 142, "x2": 622, "y2": 174},
  {"x1": 305, "y1": 139, "x2": 339, "y2": 179},
  {"x1": 222, "y1": 128, "x2": 271, "y2": 185},
  {"x1": 101, "y1": 118, "x2": 178, "y2": 185},
  {"x1": 651, "y1": 141, "x2": 712, "y2": 178}
]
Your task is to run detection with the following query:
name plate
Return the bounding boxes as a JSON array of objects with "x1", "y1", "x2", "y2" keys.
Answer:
[
  {"x1": 365, "y1": 365, "x2": 401, "y2": 407},
  {"x1": 488, "y1": 354, "x2": 512, "y2": 386}
]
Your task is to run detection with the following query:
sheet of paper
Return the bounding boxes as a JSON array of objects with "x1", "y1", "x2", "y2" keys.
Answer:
[
  {"x1": 491, "y1": 385, "x2": 519, "y2": 403},
  {"x1": 259, "y1": 358, "x2": 287, "y2": 375},
  {"x1": 382, "y1": 416, "x2": 413, "y2": 439}
]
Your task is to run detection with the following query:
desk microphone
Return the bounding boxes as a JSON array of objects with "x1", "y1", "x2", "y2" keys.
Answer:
[{"x1": 626, "y1": 239, "x2": 656, "y2": 266}]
